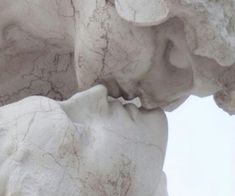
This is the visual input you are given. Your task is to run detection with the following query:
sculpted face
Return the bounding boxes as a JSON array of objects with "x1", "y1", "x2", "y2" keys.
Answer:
[
  {"x1": 75, "y1": 2, "x2": 195, "y2": 110},
  {"x1": 0, "y1": 1, "x2": 234, "y2": 196},
  {"x1": 0, "y1": 85, "x2": 168, "y2": 196},
  {"x1": 0, "y1": 0, "x2": 235, "y2": 114}
]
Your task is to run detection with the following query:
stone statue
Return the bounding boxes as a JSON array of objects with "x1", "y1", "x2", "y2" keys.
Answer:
[
  {"x1": 0, "y1": 0, "x2": 235, "y2": 114},
  {"x1": 0, "y1": 85, "x2": 168, "y2": 196},
  {"x1": 0, "y1": 0, "x2": 234, "y2": 195}
]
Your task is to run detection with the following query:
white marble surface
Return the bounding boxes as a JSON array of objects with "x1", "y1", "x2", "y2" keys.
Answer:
[
  {"x1": 0, "y1": 1, "x2": 234, "y2": 195},
  {"x1": 0, "y1": 0, "x2": 77, "y2": 105},
  {"x1": 0, "y1": 0, "x2": 235, "y2": 114},
  {"x1": 115, "y1": 0, "x2": 169, "y2": 26},
  {"x1": 0, "y1": 85, "x2": 168, "y2": 196}
]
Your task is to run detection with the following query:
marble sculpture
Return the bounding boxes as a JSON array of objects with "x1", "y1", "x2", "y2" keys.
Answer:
[
  {"x1": 0, "y1": 85, "x2": 167, "y2": 195},
  {"x1": 0, "y1": 0, "x2": 234, "y2": 195}
]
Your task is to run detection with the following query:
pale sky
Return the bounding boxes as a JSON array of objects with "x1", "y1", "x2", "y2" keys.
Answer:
[{"x1": 164, "y1": 96, "x2": 235, "y2": 196}]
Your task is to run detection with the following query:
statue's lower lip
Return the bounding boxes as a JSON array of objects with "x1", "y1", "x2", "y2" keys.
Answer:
[{"x1": 108, "y1": 96, "x2": 164, "y2": 120}]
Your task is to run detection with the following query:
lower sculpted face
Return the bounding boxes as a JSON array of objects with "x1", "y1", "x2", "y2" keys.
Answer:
[{"x1": 0, "y1": 85, "x2": 168, "y2": 196}]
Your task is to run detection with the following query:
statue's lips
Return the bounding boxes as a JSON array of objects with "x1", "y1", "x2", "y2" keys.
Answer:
[
  {"x1": 108, "y1": 96, "x2": 165, "y2": 123},
  {"x1": 104, "y1": 78, "x2": 186, "y2": 111},
  {"x1": 108, "y1": 92, "x2": 178, "y2": 112},
  {"x1": 108, "y1": 96, "x2": 141, "y2": 107},
  {"x1": 60, "y1": 85, "x2": 166, "y2": 125}
]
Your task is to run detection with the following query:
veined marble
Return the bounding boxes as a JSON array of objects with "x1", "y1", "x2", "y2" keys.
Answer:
[
  {"x1": 0, "y1": 85, "x2": 168, "y2": 196},
  {"x1": 0, "y1": 1, "x2": 234, "y2": 195},
  {"x1": 0, "y1": 0, "x2": 235, "y2": 114}
]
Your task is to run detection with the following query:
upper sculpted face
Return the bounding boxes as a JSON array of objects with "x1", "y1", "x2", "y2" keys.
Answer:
[
  {"x1": 0, "y1": 85, "x2": 168, "y2": 196},
  {"x1": 0, "y1": 0, "x2": 235, "y2": 114}
]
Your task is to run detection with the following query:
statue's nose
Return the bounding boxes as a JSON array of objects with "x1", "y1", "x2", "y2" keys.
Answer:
[{"x1": 59, "y1": 85, "x2": 109, "y2": 122}]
